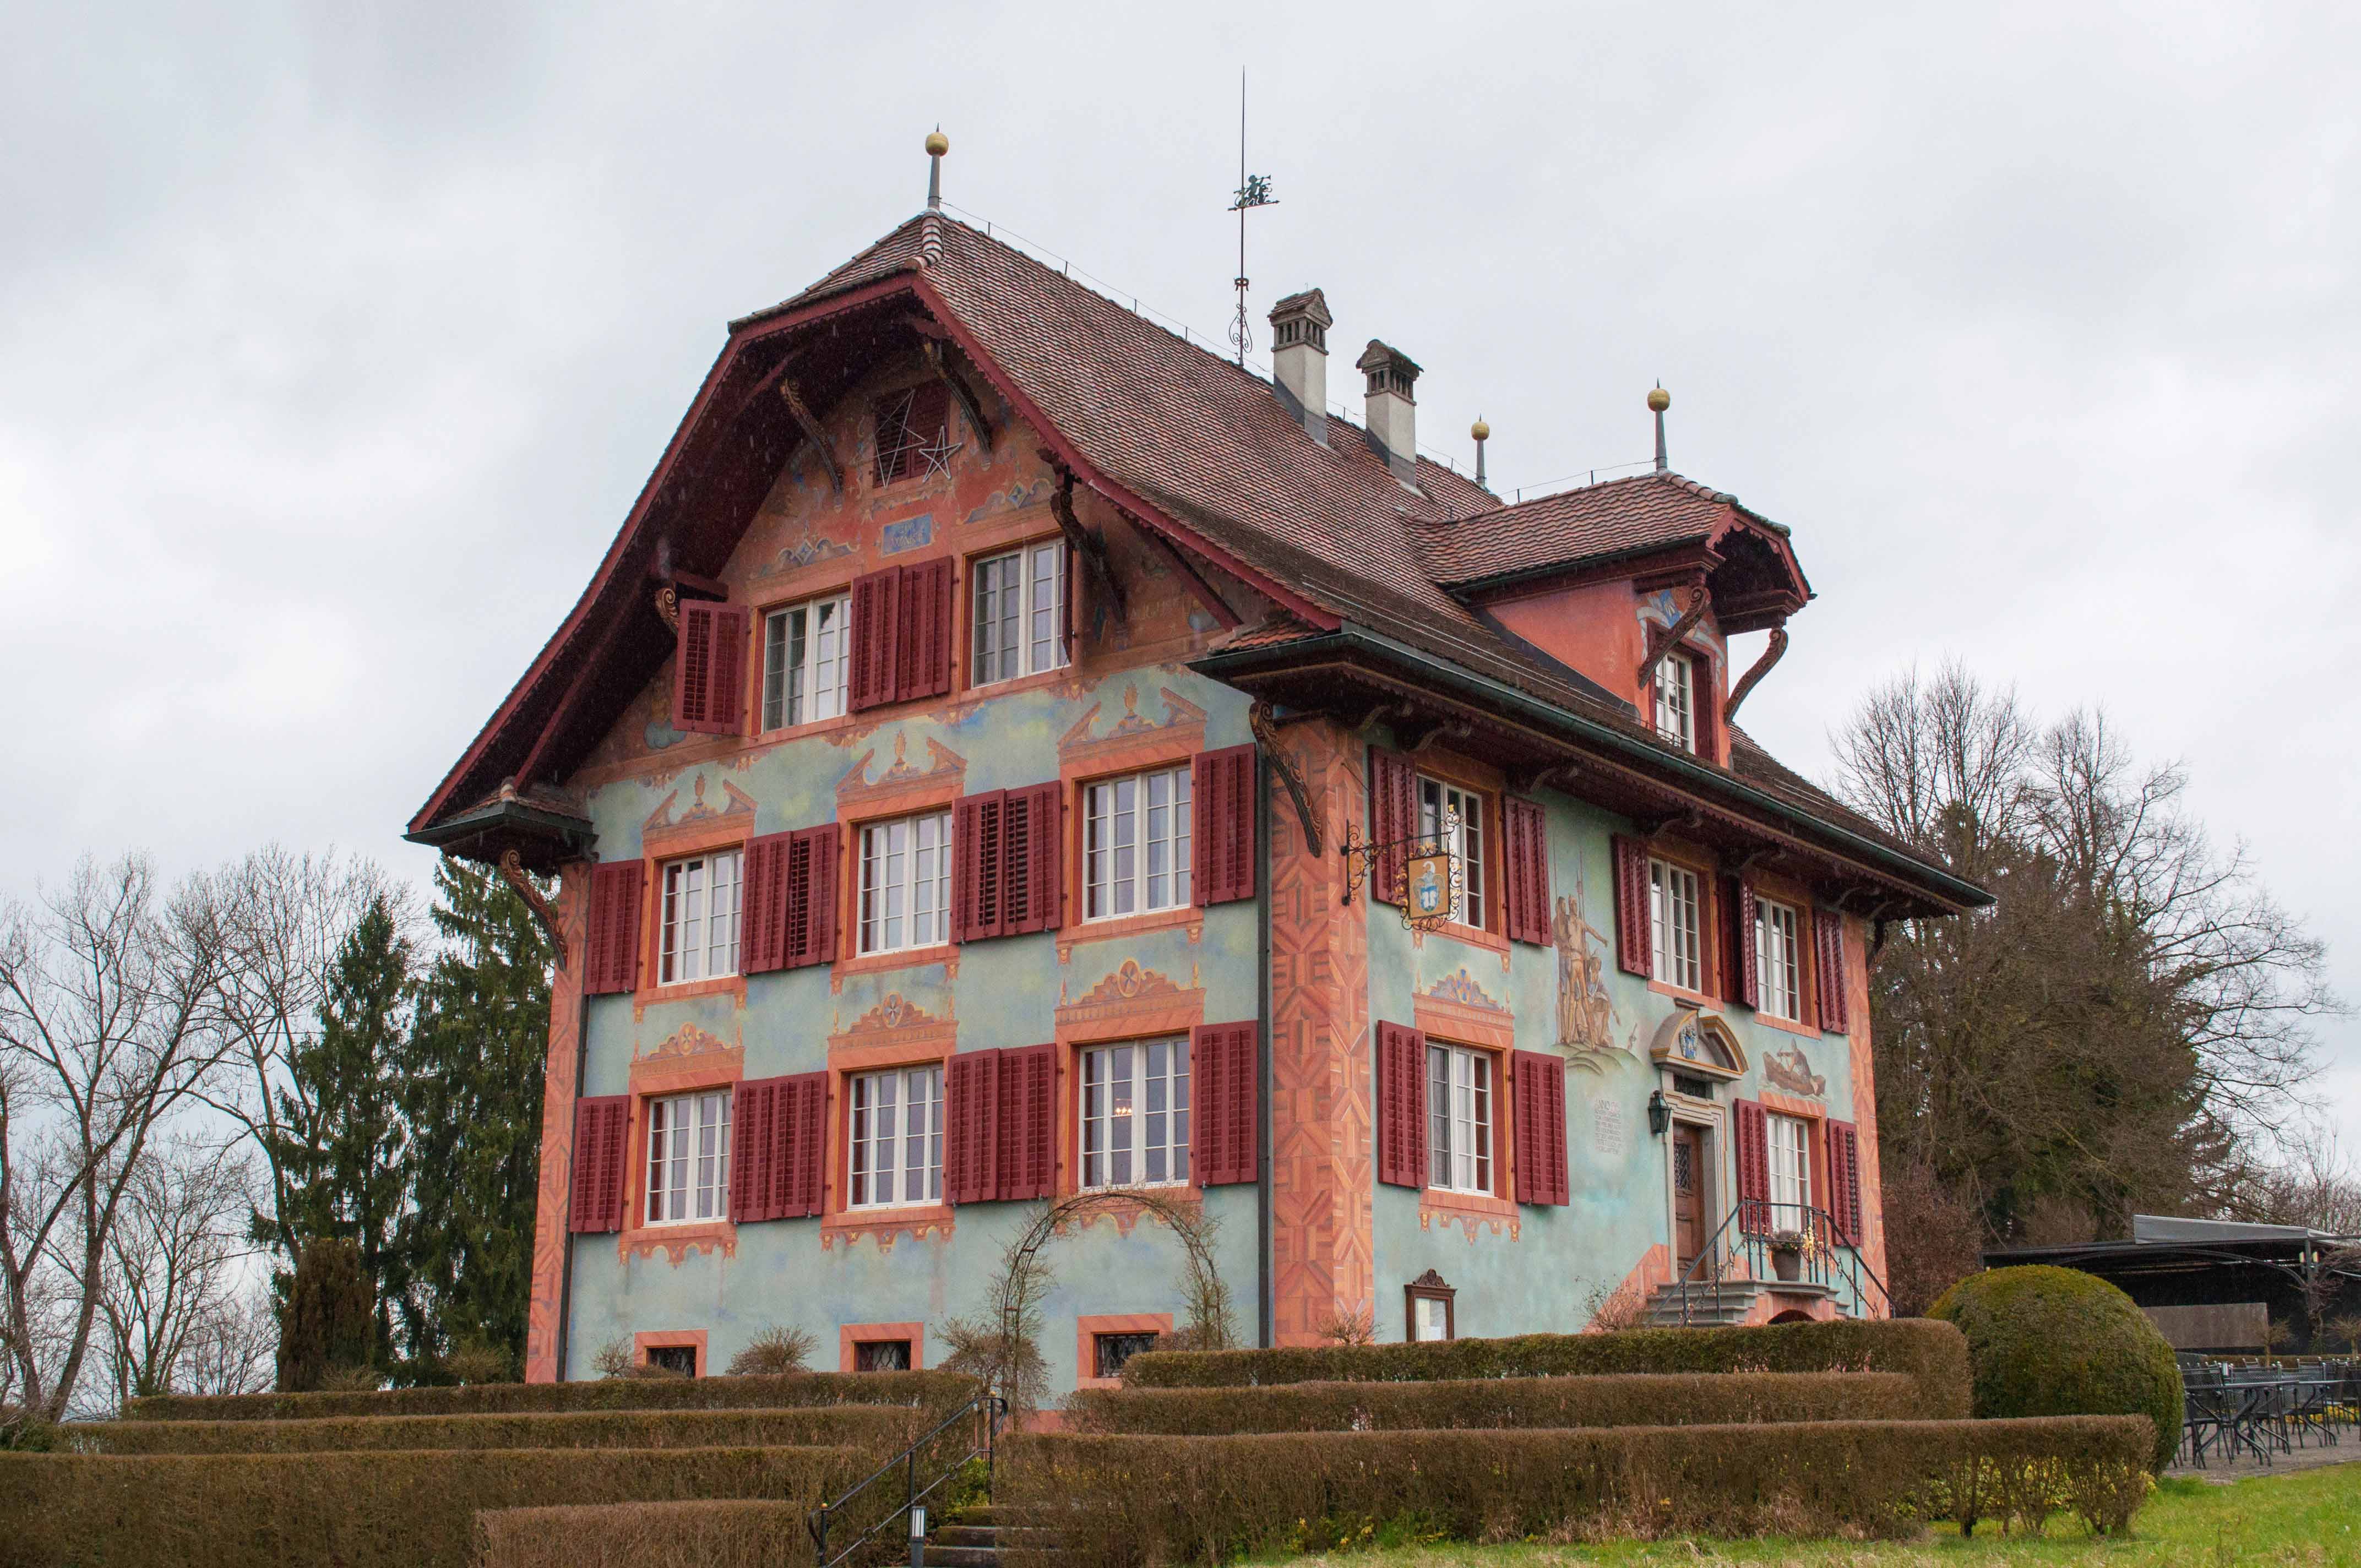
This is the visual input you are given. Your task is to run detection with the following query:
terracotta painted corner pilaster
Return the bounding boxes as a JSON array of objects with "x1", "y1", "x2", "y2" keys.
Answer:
[
  {"x1": 523, "y1": 862, "x2": 591, "y2": 1384},
  {"x1": 1842, "y1": 914, "x2": 1890, "y2": 1309}
]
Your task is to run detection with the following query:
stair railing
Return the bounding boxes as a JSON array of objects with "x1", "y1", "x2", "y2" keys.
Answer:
[
  {"x1": 1673, "y1": 1201, "x2": 1893, "y2": 1327},
  {"x1": 807, "y1": 1390, "x2": 1005, "y2": 1568}
]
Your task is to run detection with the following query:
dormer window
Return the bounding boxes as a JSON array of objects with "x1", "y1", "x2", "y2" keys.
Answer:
[{"x1": 1654, "y1": 651, "x2": 1696, "y2": 753}]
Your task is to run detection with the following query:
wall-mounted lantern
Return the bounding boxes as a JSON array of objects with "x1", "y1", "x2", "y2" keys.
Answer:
[{"x1": 1646, "y1": 1088, "x2": 1671, "y2": 1138}]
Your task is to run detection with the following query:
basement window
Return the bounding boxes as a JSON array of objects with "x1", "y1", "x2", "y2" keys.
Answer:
[
  {"x1": 854, "y1": 1338, "x2": 913, "y2": 1372},
  {"x1": 1093, "y1": 1331, "x2": 1161, "y2": 1380},
  {"x1": 643, "y1": 1344, "x2": 697, "y2": 1377}
]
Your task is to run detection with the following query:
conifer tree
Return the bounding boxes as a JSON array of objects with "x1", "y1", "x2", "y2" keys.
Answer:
[{"x1": 276, "y1": 1236, "x2": 375, "y2": 1391}]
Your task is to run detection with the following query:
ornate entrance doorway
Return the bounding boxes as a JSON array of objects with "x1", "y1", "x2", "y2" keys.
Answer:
[{"x1": 1673, "y1": 1123, "x2": 1707, "y2": 1272}]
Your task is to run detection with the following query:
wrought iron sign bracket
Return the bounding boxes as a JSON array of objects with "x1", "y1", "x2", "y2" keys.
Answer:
[{"x1": 1336, "y1": 808, "x2": 1462, "y2": 933}]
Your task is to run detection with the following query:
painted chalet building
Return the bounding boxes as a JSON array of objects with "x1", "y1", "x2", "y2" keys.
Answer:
[{"x1": 408, "y1": 163, "x2": 1985, "y2": 1392}]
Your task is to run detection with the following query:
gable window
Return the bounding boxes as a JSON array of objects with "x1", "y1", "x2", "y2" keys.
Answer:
[
  {"x1": 1756, "y1": 897, "x2": 1803, "y2": 1022},
  {"x1": 859, "y1": 811, "x2": 952, "y2": 955},
  {"x1": 873, "y1": 383, "x2": 951, "y2": 486},
  {"x1": 659, "y1": 850, "x2": 743, "y2": 984},
  {"x1": 1649, "y1": 858, "x2": 1702, "y2": 992},
  {"x1": 973, "y1": 542, "x2": 1068, "y2": 685},
  {"x1": 1084, "y1": 766, "x2": 1192, "y2": 919},
  {"x1": 1092, "y1": 1331, "x2": 1162, "y2": 1380},
  {"x1": 1416, "y1": 778, "x2": 1487, "y2": 928},
  {"x1": 1655, "y1": 651, "x2": 1696, "y2": 753},
  {"x1": 1079, "y1": 1038, "x2": 1190, "y2": 1189},
  {"x1": 1767, "y1": 1111, "x2": 1813, "y2": 1228},
  {"x1": 646, "y1": 1090, "x2": 731, "y2": 1224},
  {"x1": 761, "y1": 594, "x2": 850, "y2": 730},
  {"x1": 1426, "y1": 1042, "x2": 1493, "y2": 1194},
  {"x1": 848, "y1": 1065, "x2": 944, "y2": 1209}
]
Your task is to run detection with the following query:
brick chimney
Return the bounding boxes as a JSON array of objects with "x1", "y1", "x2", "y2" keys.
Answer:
[
  {"x1": 1356, "y1": 340, "x2": 1421, "y2": 484},
  {"x1": 1269, "y1": 289, "x2": 1332, "y2": 445}
]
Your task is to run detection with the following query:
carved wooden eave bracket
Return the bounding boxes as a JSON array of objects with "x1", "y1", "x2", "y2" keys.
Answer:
[
  {"x1": 1048, "y1": 465, "x2": 1127, "y2": 624},
  {"x1": 498, "y1": 847, "x2": 568, "y2": 970},
  {"x1": 1636, "y1": 583, "x2": 1711, "y2": 691},
  {"x1": 922, "y1": 339, "x2": 994, "y2": 454},
  {"x1": 1723, "y1": 624, "x2": 1789, "y2": 723},
  {"x1": 776, "y1": 377, "x2": 843, "y2": 496},
  {"x1": 1249, "y1": 700, "x2": 1322, "y2": 855},
  {"x1": 653, "y1": 584, "x2": 679, "y2": 633}
]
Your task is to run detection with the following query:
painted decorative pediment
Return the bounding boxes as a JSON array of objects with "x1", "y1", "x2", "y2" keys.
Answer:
[
  {"x1": 1057, "y1": 685, "x2": 1209, "y2": 766},
  {"x1": 1422, "y1": 967, "x2": 1508, "y2": 1012},
  {"x1": 829, "y1": 991, "x2": 958, "y2": 1055},
  {"x1": 1056, "y1": 959, "x2": 1205, "y2": 1039},
  {"x1": 1647, "y1": 1007, "x2": 1747, "y2": 1080},
  {"x1": 837, "y1": 732, "x2": 968, "y2": 806},
  {"x1": 640, "y1": 1021, "x2": 733, "y2": 1063},
  {"x1": 642, "y1": 775, "x2": 757, "y2": 835}
]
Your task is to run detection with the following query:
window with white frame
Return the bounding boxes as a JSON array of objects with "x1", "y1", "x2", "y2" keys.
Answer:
[
  {"x1": 659, "y1": 850, "x2": 743, "y2": 984},
  {"x1": 1416, "y1": 777, "x2": 1487, "y2": 928},
  {"x1": 1654, "y1": 650, "x2": 1696, "y2": 752},
  {"x1": 1649, "y1": 858, "x2": 1702, "y2": 992},
  {"x1": 1084, "y1": 766, "x2": 1192, "y2": 919},
  {"x1": 1755, "y1": 896, "x2": 1803, "y2": 1021},
  {"x1": 859, "y1": 811, "x2": 952, "y2": 955},
  {"x1": 1427, "y1": 1042, "x2": 1493, "y2": 1194},
  {"x1": 973, "y1": 542, "x2": 1068, "y2": 685},
  {"x1": 847, "y1": 1065, "x2": 944, "y2": 1209},
  {"x1": 1079, "y1": 1037, "x2": 1190, "y2": 1189},
  {"x1": 761, "y1": 594, "x2": 850, "y2": 730},
  {"x1": 645, "y1": 1090, "x2": 731, "y2": 1224},
  {"x1": 1767, "y1": 1112, "x2": 1813, "y2": 1227}
]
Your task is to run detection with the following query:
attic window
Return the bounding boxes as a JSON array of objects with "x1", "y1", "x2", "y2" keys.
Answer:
[{"x1": 873, "y1": 383, "x2": 952, "y2": 485}]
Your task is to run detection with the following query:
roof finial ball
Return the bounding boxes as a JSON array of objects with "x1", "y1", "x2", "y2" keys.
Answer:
[
  {"x1": 1471, "y1": 415, "x2": 1491, "y2": 489},
  {"x1": 925, "y1": 127, "x2": 949, "y2": 211},
  {"x1": 1649, "y1": 382, "x2": 1671, "y2": 473}
]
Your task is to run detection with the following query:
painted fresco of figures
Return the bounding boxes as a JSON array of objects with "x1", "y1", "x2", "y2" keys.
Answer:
[{"x1": 1553, "y1": 872, "x2": 1633, "y2": 1063}]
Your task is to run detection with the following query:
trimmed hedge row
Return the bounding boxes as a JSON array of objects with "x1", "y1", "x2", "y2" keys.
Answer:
[
  {"x1": 68, "y1": 1404, "x2": 920, "y2": 1455},
  {"x1": 124, "y1": 1370, "x2": 973, "y2": 1423},
  {"x1": 478, "y1": 1501, "x2": 811, "y2": 1568},
  {"x1": 0, "y1": 1445, "x2": 855, "y2": 1568},
  {"x1": 1120, "y1": 1319, "x2": 1971, "y2": 1418},
  {"x1": 1065, "y1": 1370, "x2": 1923, "y2": 1434},
  {"x1": 1002, "y1": 1418, "x2": 2155, "y2": 1565}
]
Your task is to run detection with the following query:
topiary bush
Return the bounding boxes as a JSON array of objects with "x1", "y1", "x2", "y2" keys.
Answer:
[{"x1": 1929, "y1": 1264, "x2": 2182, "y2": 1472}]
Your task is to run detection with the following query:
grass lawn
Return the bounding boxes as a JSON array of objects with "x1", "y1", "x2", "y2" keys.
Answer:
[{"x1": 1252, "y1": 1462, "x2": 2361, "y2": 1567}]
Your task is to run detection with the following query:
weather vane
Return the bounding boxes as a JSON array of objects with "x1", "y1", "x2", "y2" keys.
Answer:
[{"x1": 1227, "y1": 70, "x2": 1277, "y2": 365}]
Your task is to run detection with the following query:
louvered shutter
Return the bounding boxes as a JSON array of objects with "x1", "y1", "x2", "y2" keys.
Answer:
[
  {"x1": 1376, "y1": 1022, "x2": 1428, "y2": 1189},
  {"x1": 945, "y1": 1050, "x2": 1001, "y2": 1205},
  {"x1": 568, "y1": 1096, "x2": 629, "y2": 1233},
  {"x1": 1827, "y1": 1119, "x2": 1863, "y2": 1245},
  {"x1": 953, "y1": 791, "x2": 1008, "y2": 942},
  {"x1": 1192, "y1": 1021, "x2": 1259, "y2": 1186},
  {"x1": 780, "y1": 824, "x2": 840, "y2": 968},
  {"x1": 741, "y1": 834, "x2": 792, "y2": 974},
  {"x1": 779, "y1": 1072, "x2": 826, "y2": 1217},
  {"x1": 1734, "y1": 1098, "x2": 1771, "y2": 1235},
  {"x1": 1814, "y1": 909, "x2": 1850, "y2": 1033},
  {"x1": 1718, "y1": 876, "x2": 1758, "y2": 1009},
  {"x1": 1001, "y1": 782, "x2": 1063, "y2": 934},
  {"x1": 672, "y1": 601, "x2": 747, "y2": 736},
  {"x1": 1501, "y1": 797, "x2": 1549, "y2": 944},
  {"x1": 1511, "y1": 1050, "x2": 1568, "y2": 1205},
  {"x1": 1609, "y1": 835, "x2": 1651, "y2": 978},
  {"x1": 728, "y1": 1078, "x2": 776, "y2": 1222},
  {"x1": 1190, "y1": 745, "x2": 1256, "y2": 906},
  {"x1": 995, "y1": 1044, "x2": 1056, "y2": 1200},
  {"x1": 1367, "y1": 748, "x2": 1417, "y2": 905},
  {"x1": 848, "y1": 568, "x2": 900, "y2": 712},
  {"x1": 584, "y1": 861, "x2": 644, "y2": 995},
  {"x1": 894, "y1": 558, "x2": 954, "y2": 703}
]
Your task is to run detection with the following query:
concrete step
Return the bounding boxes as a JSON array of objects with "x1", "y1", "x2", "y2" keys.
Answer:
[
  {"x1": 932, "y1": 1526, "x2": 1002, "y2": 1548},
  {"x1": 923, "y1": 1546, "x2": 999, "y2": 1568}
]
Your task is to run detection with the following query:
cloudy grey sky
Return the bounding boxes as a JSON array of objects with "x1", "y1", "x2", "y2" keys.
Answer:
[{"x1": 4, "y1": 4, "x2": 2354, "y2": 1150}]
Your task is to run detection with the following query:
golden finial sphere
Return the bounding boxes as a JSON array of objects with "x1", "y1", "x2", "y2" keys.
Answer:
[
  {"x1": 1647, "y1": 386, "x2": 1671, "y2": 413},
  {"x1": 1470, "y1": 416, "x2": 1491, "y2": 442},
  {"x1": 925, "y1": 130, "x2": 950, "y2": 157}
]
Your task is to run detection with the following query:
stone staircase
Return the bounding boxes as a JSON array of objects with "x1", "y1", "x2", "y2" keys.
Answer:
[
  {"x1": 1645, "y1": 1280, "x2": 1760, "y2": 1327},
  {"x1": 926, "y1": 1506, "x2": 1039, "y2": 1568}
]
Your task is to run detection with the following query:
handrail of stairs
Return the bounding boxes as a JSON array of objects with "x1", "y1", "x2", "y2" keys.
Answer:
[
  {"x1": 807, "y1": 1389, "x2": 1005, "y2": 1568},
  {"x1": 1673, "y1": 1201, "x2": 1893, "y2": 1327}
]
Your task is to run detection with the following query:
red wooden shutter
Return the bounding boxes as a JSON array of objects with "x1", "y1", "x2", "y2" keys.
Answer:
[
  {"x1": 584, "y1": 861, "x2": 645, "y2": 995},
  {"x1": 672, "y1": 600, "x2": 747, "y2": 735},
  {"x1": 568, "y1": 1095, "x2": 629, "y2": 1233},
  {"x1": 1717, "y1": 875, "x2": 1758, "y2": 1009},
  {"x1": 1734, "y1": 1098, "x2": 1770, "y2": 1235},
  {"x1": 1814, "y1": 909, "x2": 1850, "y2": 1033},
  {"x1": 1376, "y1": 1022, "x2": 1428, "y2": 1189},
  {"x1": 780, "y1": 824, "x2": 840, "y2": 968},
  {"x1": 944, "y1": 1050, "x2": 1002, "y2": 1205},
  {"x1": 1001, "y1": 782, "x2": 1063, "y2": 934},
  {"x1": 848, "y1": 568, "x2": 900, "y2": 712},
  {"x1": 1189, "y1": 745, "x2": 1256, "y2": 907},
  {"x1": 995, "y1": 1044, "x2": 1056, "y2": 1200},
  {"x1": 728, "y1": 1078, "x2": 775, "y2": 1221},
  {"x1": 742, "y1": 834, "x2": 791, "y2": 974},
  {"x1": 1827, "y1": 1120, "x2": 1863, "y2": 1245},
  {"x1": 894, "y1": 558, "x2": 954, "y2": 703},
  {"x1": 1192, "y1": 1021, "x2": 1259, "y2": 1186},
  {"x1": 767, "y1": 1071, "x2": 824, "y2": 1218},
  {"x1": 953, "y1": 791, "x2": 1008, "y2": 942},
  {"x1": 1511, "y1": 1050, "x2": 1568, "y2": 1205},
  {"x1": 1501, "y1": 797, "x2": 1549, "y2": 944},
  {"x1": 1367, "y1": 748, "x2": 1416, "y2": 905},
  {"x1": 1609, "y1": 835, "x2": 1651, "y2": 978}
]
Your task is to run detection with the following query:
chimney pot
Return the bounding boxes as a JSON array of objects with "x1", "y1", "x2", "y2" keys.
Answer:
[
  {"x1": 1356, "y1": 340, "x2": 1422, "y2": 484},
  {"x1": 1268, "y1": 289, "x2": 1333, "y2": 445}
]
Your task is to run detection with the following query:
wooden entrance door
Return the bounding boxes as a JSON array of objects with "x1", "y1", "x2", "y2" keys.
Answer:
[{"x1": 1673, "y1": 1124, "x2": 1706, "y2": 1271}]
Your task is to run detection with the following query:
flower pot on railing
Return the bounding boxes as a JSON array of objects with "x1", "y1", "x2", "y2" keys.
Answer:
[{"x1": 1768, "y1": 1231, "x2": 1808, "y2": 1283}]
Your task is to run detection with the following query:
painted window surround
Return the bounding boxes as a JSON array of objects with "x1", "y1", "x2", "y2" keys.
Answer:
[
  {"x1": 616, "y1": 1031, "x2": 745, "y2": 1264},
  {"x1": 1748, "y1": 867, "x2": 1833, "y2": 1039},
  {"x1": 634, "y1": 1328, "x2": 708, "y2": 1378},
  {"x1": 1410, "y1": 993, "x2": 1521, "y2": 1234},
  {"x1": 1644, "y1": 836, "x2": 1723, "y2": 1008},
  {"x1": 839, "y1": 1321, "x2": 928, "y2": 1373}
]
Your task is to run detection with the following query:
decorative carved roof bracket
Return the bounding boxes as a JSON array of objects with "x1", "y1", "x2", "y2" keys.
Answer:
[
  {"x1": 922, "y1": 340, "x2": 994, "y2": 454},
  {"x1": 1636, "y1": 584, "x2": 1711, "y2": 690},
  {"x1": 1105, "y1": 498, "x2": 1242, "y2": 630},
  {"x1": 1048, "y1": 465, "x2": 1127, "y2": 624},
  {"x1": 1718, "y1": 846, "x2": 1773, "y2": 878},
  {"x1": 498, "y1": 848, "x2": 568, "y2": 971},
  {"x1": 653, "y1": 584, "x2": 679, "y2": 633},
  {"x1": 1723, "y1": 623, "x2": 1789, "y2": 723},
  {"x1": 1509, "y1": 761, "x2": 1584, "y2": 794},
  {"x1": 1633, "y1": 809, "x2": 1705, "y2": 841},
  {"x1": 776, "y1": 377, "x2": 843, "y2": 496},
  {"x1": 1400, "y1": 717, "x2": 1475, "y2": 755},
  {"x1": 1250, "y1": 700, "x2": 1323, "y2": 856}
]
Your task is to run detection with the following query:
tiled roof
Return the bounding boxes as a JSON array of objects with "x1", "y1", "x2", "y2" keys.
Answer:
[{"x1": 1424, "y1": 471, "x2": 1749, "y2": 586}]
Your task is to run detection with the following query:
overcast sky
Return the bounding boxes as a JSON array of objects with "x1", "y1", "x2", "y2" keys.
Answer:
[{"x1": 4, "y1": 4, "x2": 2354, "y2": 1157}]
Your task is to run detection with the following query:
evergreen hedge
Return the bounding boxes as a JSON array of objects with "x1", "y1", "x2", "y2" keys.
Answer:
[
  {"x1": 1120, "y1": 1319, "x2": 1970, "y2": 1418},
  {"x1": 1002, "y1": 1418, "x2": 2154, "y2": 1564},
  {"x1": 0, "y1": 1445, "x2": 855, "y2": 1568},
  {"x1": 1065, "y1": 1370, "x2": 1922, "y2": 1434},
  {"x1": 123, "y1": 1370, "x2": 973, "y2": 1423},
  {"x1": 69, "y1": 1405, "x2": 918, "y2": 1455},
  {"x1": 477, "y1": 1501, "x2": 813, "y2": 1568}
]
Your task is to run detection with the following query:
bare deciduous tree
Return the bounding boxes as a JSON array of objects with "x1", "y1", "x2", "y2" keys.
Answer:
[{"x1": 96, "y1": 1133, "x2": 263, "y2": 1408}]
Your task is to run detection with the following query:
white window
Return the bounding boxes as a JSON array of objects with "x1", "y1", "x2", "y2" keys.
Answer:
[
  {"x1": 1427, "y1": 1043, "x2": 1493, "y2": 1194},
  {"x1": 859, "y1": 811, "x2": 952, "y2": 955},
  {"x1": 1079, "y1": 1038, "x2": 1190, "y2": 1189},
  {"x1": 973, "y1": 542, "x2": 1068, "y2": 685},
  {"x1": 1649, "y1": 858, "x2": 1702, "y2": 992},
  {"x1": 761, "y1": 594, "x2": 850, "y2": 730},
  {"x1": 848, "y1": 1066, "x2": 944, "y2": 1209},
  {"x1": 1084, "y1": 766, "x2": 1193, "y2": 919},
  {"x1": 1756, "y1": 897, "x2": 1803, "y2": 1021},
  {"x1": 1416, "y1": 778, "x2": 1487, "y2": 928},
  {"x1": 1767, "y1": 1112, "x2": 1813, "y2": 1227},
  {"x1": 645, "y1": 1090, "x2": 731, "y2": 1224},
  {"x1": 1655, "y1": 650, "x2": 1696, "y2": 752},
  {"x1": 659, "y1": 850, "x2": 743, "y2": 984}
]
